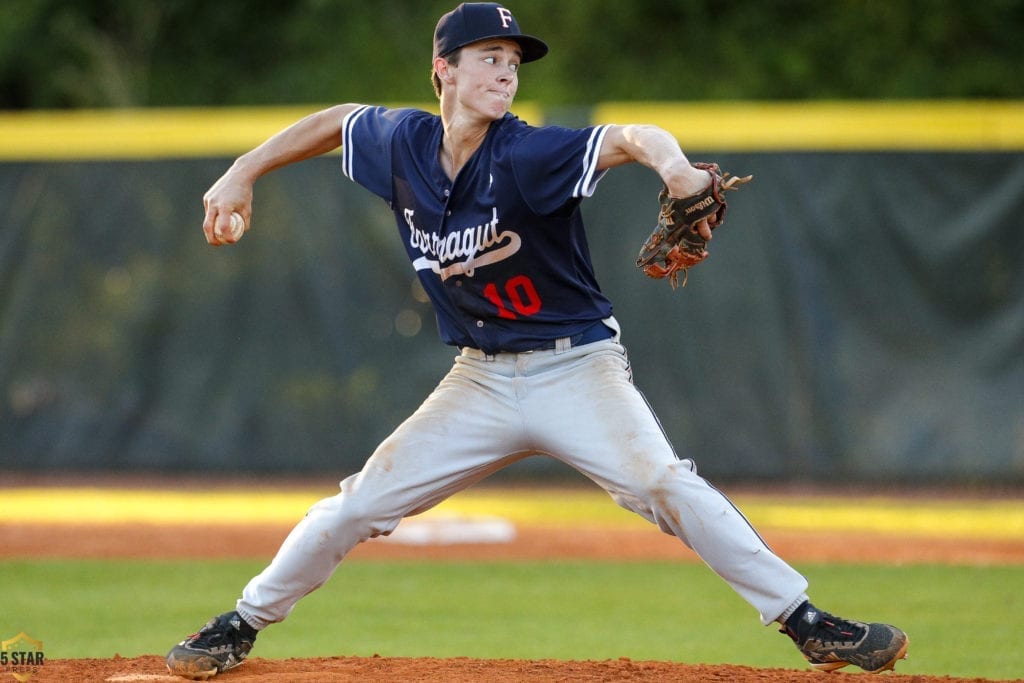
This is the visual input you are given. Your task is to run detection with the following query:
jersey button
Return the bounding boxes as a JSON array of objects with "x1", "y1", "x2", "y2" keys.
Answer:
[{"x1": 476, "y1": 320, "x2": 484, "y2": 327}]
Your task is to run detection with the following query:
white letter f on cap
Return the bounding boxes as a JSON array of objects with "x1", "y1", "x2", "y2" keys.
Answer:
[{"x1": 496, "y1": 7, "x2": 513, "y2": 28}]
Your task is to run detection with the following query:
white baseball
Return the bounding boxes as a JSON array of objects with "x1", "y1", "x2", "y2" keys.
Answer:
[{"x1": 227, "y1": 212, "x2": 246, "y2": 241}]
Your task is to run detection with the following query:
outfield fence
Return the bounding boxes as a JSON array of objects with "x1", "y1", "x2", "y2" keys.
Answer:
[{"x1": 1, "y1": 102, "x2": 1022, "y2": 482}]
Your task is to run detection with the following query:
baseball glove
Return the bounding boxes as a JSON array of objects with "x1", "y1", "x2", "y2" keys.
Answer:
[{"x1": 636, "y1": 162, "x2": 752, "y2": 288}]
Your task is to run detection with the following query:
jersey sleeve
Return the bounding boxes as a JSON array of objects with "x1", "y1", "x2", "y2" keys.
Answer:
[
  {"x1": 340, "y1": 105, "x2": 418, "y2": 202},
  {"x1": 511, "y1": 124, "x2": 611, "y2": 216}
]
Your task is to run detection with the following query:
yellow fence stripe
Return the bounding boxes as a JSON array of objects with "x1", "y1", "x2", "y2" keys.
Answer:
[
  {"x1": 0, "y1": 106, "x2": 328, "y2": 160},
  {"x1": 594, "y1": 100, "x2": 1024, "y2": 150},
  {"x1": 2, "y1": 101, "x2": 1021, "y2": 159},
  {"x1": 5, "y1": 487, "x2": 1024, "y2": 539},
  {"x1": 0, "y1": 102, "x2": 544, "y2": 160}
]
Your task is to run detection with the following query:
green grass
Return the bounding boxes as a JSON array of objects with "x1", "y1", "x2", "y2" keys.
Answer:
[{"x1": 2, "y1": 559, "x2": 1022, "y2": 679}]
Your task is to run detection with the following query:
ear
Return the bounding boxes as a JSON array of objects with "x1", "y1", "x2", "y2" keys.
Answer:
[{"x1": 433, "y1": 56, "x2": 455, "y2": 83}]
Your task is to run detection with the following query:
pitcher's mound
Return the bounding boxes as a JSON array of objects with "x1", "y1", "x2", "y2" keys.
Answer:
[{"x1": 38, "y1": 654, "x2": 989, "y2": 683}]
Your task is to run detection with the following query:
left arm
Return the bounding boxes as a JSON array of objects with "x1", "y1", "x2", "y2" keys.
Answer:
[{"x1": 597, "y1": 124, "x2": 714, "y2": 239}]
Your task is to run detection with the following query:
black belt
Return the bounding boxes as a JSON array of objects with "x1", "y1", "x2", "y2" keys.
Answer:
[{"x1": 462, "y1": 322, "x2": 615, "y2": 357}]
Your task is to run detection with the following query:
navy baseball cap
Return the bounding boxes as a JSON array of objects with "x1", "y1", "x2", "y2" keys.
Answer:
[{"x1": 433, "y1": 3, "x2": 548, "y2": 63}]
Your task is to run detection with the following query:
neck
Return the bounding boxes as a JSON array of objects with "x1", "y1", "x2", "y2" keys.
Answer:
[{"x1": 439, "y1": 108, "x2": 494, "y2": 179}]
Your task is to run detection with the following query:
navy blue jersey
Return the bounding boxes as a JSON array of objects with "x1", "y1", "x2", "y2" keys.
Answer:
[{"x1": 341, "y1": 106, "x2": 613, "y2": 353}]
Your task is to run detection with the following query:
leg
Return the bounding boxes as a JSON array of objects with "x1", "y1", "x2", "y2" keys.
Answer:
[
  {"x1": 520, "y1": 340, "x2": 907, "y2": 671},
  {"x1": 168, "y1": 358, "x2": 530, "y2": 677},
  {"x1": 237, "y1": 362, "x2": 529, "y2": 627},
  {"x1": 519, "y1": 340, "x2": 808, "y2": 624}
]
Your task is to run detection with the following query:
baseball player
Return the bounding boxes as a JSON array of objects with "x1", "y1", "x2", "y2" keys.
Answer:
[{"x1": 166, "y1": 3, "x2": 908, "y2": 679}]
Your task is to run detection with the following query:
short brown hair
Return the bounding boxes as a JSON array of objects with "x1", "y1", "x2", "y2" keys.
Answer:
[{"x1": 431, "y1": 48, "x2": 462, "y2": 99}]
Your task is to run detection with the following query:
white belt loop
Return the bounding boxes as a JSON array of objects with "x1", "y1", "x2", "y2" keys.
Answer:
[
  {"x1": 603, "y1": 316, "x2": 622, "y2": 342},
  {"x1": 553, "y1": 336, "x2": 572, "y2": 355},
  {"x1": 461, "y1": 347, "x2": 496, "y2": 362}
]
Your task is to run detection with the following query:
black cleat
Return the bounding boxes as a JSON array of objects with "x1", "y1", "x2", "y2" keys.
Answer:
[
  {"x1": 166, "y1": 611, "x2": 257, "y2": 680},
  {"x1": 782, "y1": 603, "x2": 909, "y2": 673}
]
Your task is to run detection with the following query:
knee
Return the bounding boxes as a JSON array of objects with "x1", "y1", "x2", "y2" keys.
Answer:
[
  {"x1": 613, "y1": 460, "x2": 706, "y2": 532},
  {"x1": 626, "y1": 459, "x2": 701, "y2": 501},
  {"x1": 306, "y1": 490, "x2": 399, "y2": 540}
]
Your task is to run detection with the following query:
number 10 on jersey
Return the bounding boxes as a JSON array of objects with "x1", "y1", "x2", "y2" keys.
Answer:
[{"x1": 483, "y1": 275, "x2": 542, "y2": 319}]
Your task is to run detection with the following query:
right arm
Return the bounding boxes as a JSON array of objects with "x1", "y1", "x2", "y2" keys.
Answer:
[{"x1": 203, "y1": 103, "x2": 362, "y2": 245}]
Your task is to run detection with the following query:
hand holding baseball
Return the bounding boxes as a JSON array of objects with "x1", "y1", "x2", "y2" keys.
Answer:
[
  {"x1": 208, "y1": 210, "x2": 247, "y2": 245},
  {"x1": 202, "y1": 167, "x2": 254, "y2": 246}
]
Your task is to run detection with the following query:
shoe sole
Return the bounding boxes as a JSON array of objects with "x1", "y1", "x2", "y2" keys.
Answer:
[
  {"x1": 166, "y1": 652, "x2": 220, "y2": 680},
  {"x1": 809, "y1": 635, "x2": 910, "y2": 673},
  {"x1": 166, "y1": 663, "x2": 217, "y2": 680}
]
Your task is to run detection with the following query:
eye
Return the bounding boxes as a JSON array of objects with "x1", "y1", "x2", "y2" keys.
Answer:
[{"x1": 483, "y1": 55, "x2": 519, "y2": 72}]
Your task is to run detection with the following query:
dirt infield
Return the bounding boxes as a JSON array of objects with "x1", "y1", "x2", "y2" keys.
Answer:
[
  {"x1": 35, "y1": 654, "x2": 1011, "y2": 683},
  {"x1": 5, "y1": 481, "x2": 1023, "y2": 682},
  {"x1": 5, "y1": 519, "x2": 1024, "y2": 564}
]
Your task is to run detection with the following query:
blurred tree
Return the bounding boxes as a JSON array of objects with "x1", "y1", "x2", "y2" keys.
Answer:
[{"x1": 1, "y1": 0, "x2": 1022, "y2": 109}]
